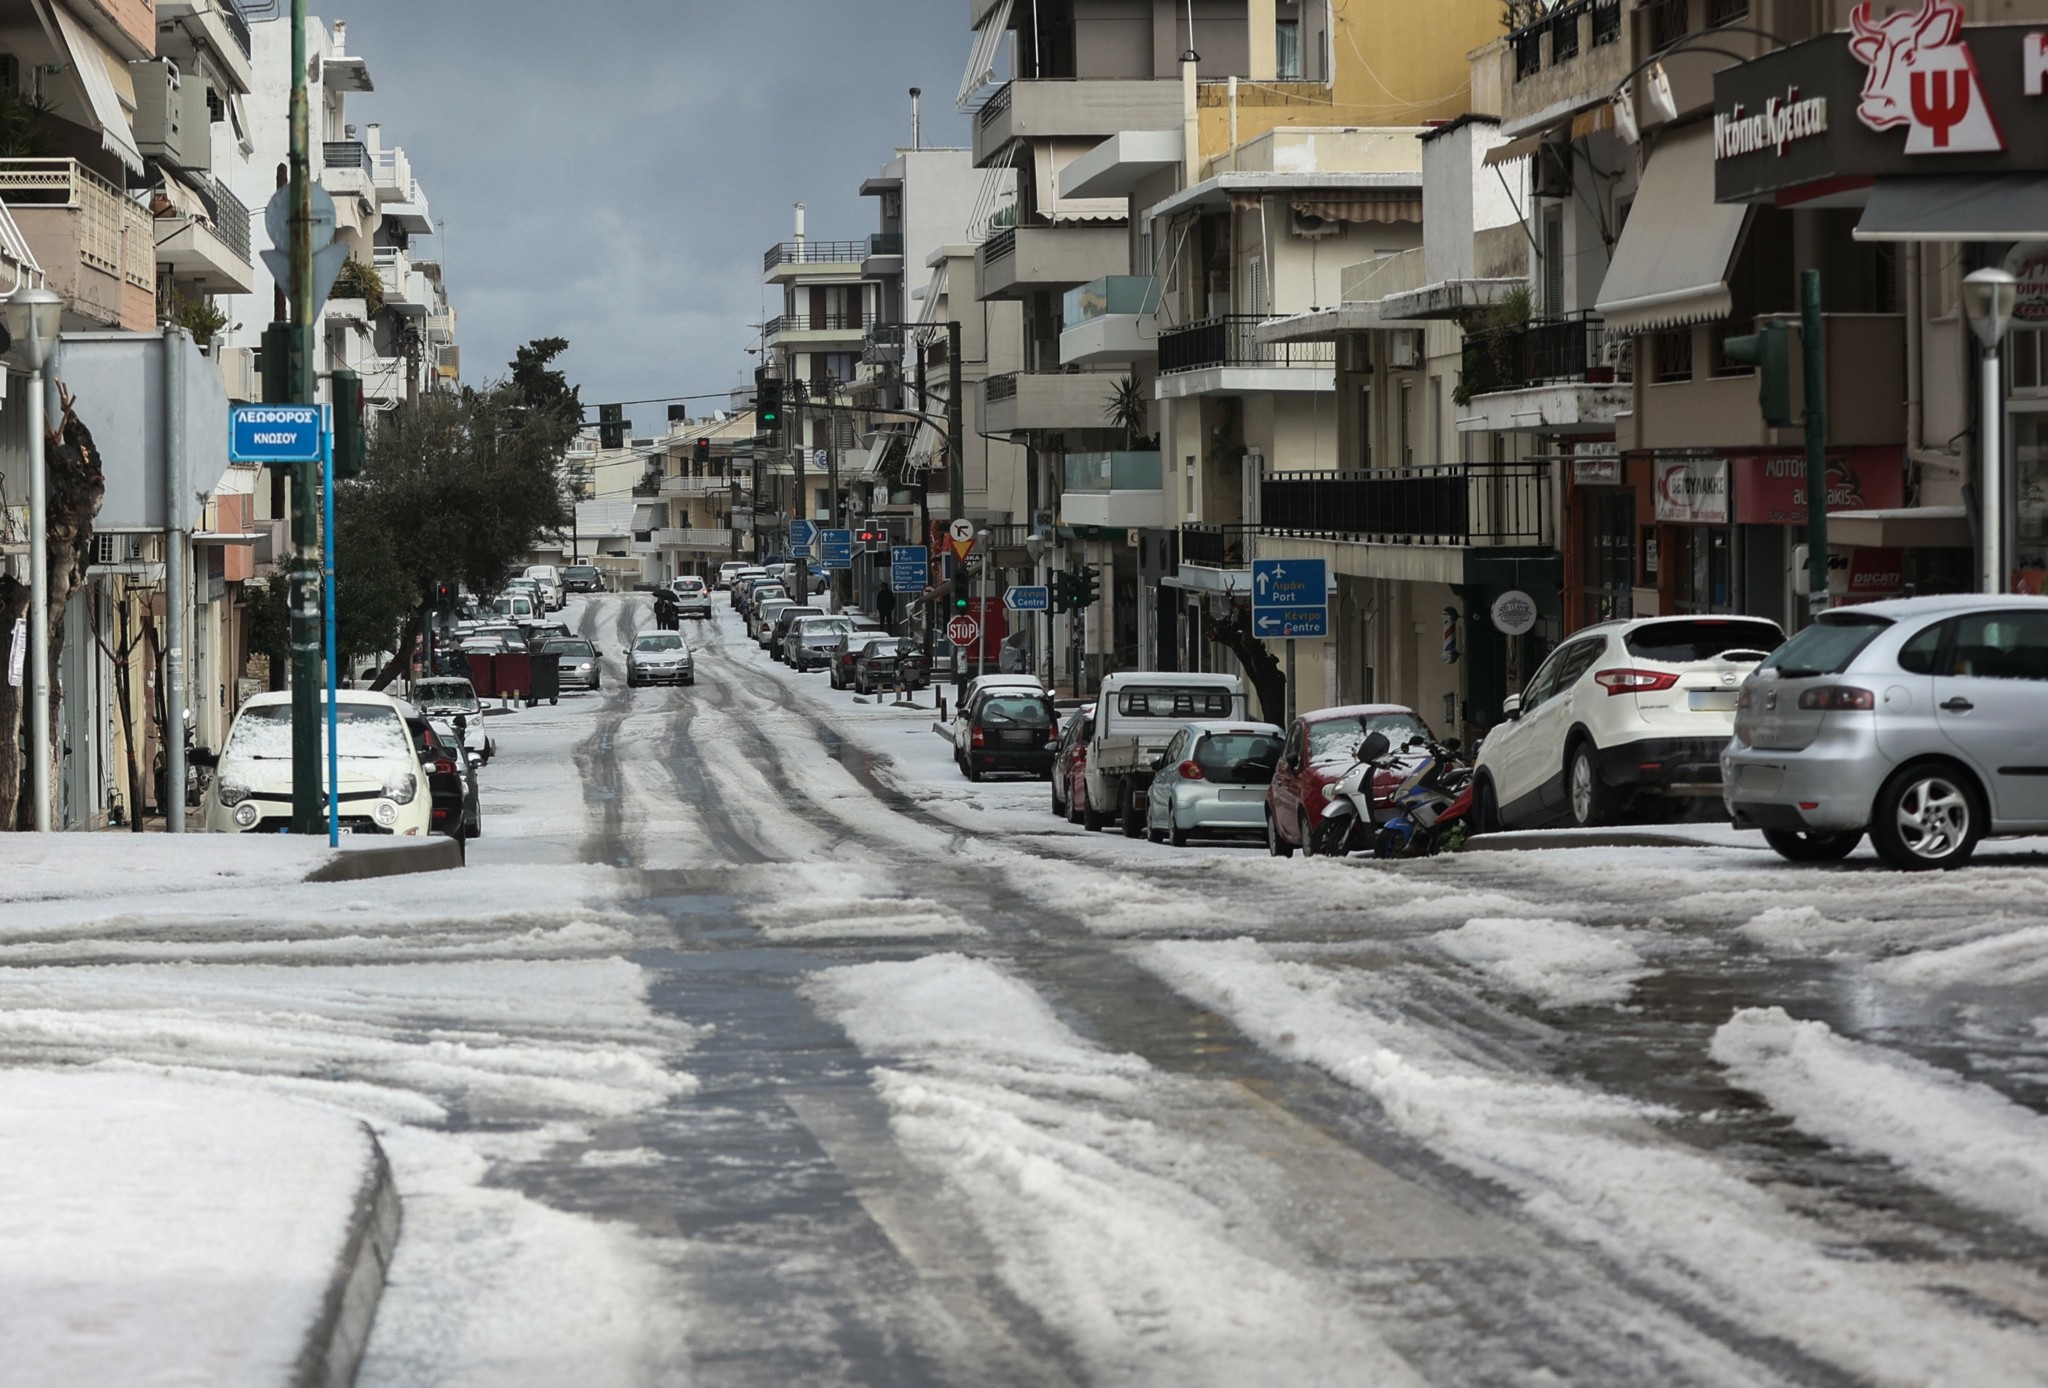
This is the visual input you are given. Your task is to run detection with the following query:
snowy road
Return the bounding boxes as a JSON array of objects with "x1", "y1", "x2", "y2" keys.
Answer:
[{"x1": 7, "y1": 591, "x2": 2048, "y2": 1386}]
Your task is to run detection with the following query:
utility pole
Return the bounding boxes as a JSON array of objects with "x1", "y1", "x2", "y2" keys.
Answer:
[
  {"x1": 1799, "y1": 269, "x2": 1828, "y2": 620},
  {"x1": 286, "y1": 0, "x2": 322, "y2": 835},
  {"x1": 791, "y1": 378, "x2": 807, "y2": 553}
]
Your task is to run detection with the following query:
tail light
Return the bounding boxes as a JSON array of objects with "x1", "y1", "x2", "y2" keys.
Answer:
[
  {"x1": 1177, "y1": 760, "x2": 1205, "y2": 780},
  {"x1": 971, "y1": 727, "x2": 986, "y2": 748},
  {"x1": 1737, "y1": 686, "x2": 1753, "y2": 710},
  {"x1": 432, "y1": 758, "x2": 456, "y2": 775},
  {"x1": 1594, "y1": 668, "x2": 1680, "y2": 695},
  {"x1": 1796, "y1": 685, "x2": 1875, "y2": 711}
]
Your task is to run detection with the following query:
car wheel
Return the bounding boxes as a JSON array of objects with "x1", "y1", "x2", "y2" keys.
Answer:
[
  {"x1": 1169, "y1": 812, "x2": 1190, "y2": 849},
  {"x1": 1119, "y1": 785, "x2": 1145, "y2": 838},
  {"x1": 1297, "y1": 809, "x2": 1316, "y2": 858},
  {"x1": 1471, "y1": 774, "x2": 1502, "y2": 835},
  {"x1": 1567, "y1": 742, "x2": 1611, "y2": 828},
  {"x1": 1051, "y1": 777, "x2": 1066, "y2": 818},
  {"x1": 1869, "y1": 763, "x2": 1982, "y2": 871},
  {"x1": 1147, "y1": 821, "x2": 1165, "y2": 844},
  {"x1": 1068, "y1": 793, "x2": 1086, "y2": 827},
  {"x1": 1762, "y1": 827, "x2": 1863, "y2": 863},
  {"x1": 966, "y1": 760, "x2": 982, "y2": 783},
  {"x1": 1266, "y1": 810, "x2": 1295, "y2": 858}
]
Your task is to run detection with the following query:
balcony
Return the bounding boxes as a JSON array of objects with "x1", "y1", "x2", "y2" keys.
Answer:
[
  {"x1": 1457, "y1": 312, "x2": 1632, "y2": 436},
  {"x1": 1155, "y1": 315, "x2": 1334, "y2": 399},
  {"x1": 1060, "y1": 275, "x2": 1159, "y2": 365},
  {"x1": 763, "y1": 240, "x2": 866, "y2": 279},
  {"x1": 154, "y1": 176, "x2": 254, "y2": 294},
  {"x1": 159, "y1": 0, "x2": 254, "y2": 91},
  {"x1": 972, "y1": 78, "x2": 1185, "y2": 167},
  {"x1": 653, "y1": 527, "x2": 734, "y2": 551},
  {"x1": 1498, "y1": 0, "x2": 1629, "y2": 136},
  {"x1": 372, "y1": 247, "x2": 431, "y2": 315},
  {"x1": 1061, "y1": 451, "x2": 1163, "y2": 530},
  {"x1": 1179, "y1": 523, "x2": 1253, "y2": 568},
  {"x1": 763, "y1": 311, "x2": 867, "y2": 346},
  {"x1": 321, "y1": 140, "x2": 373, "y2": 201},
  {"x1": 1260, "y1": 464, "x2": 1552, "y2": 549},
  {"x1": 982, "y1": 370, "x2": 1121, "y2": 436},
  {"x1": 863, "y1": 231, "x2": 903, "y2": 278},
  {"x1": 0, "y1": 159, "x2": 154, "y2": 331},
  {"x1": 661, "y1": 474, "x2": 734, "y2": 497},
  {"x1": 977, "y1": 223, "x2": 1129, "y2": 302}
]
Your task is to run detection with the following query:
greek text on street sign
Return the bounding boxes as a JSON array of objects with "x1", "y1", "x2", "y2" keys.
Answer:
[
  {"x1": 230, "y1": 405, "x2": 324, "y2": 464},
  {"x1": 1004, "y1": 585, "x2": 1050, "y2": 612},
  {"x1": 1251, "y1": 558, "x2": 1329, "y2": 639},
  {"x1": 891, "y1": 545, "x2": 930, "y2": 591},
  {"x1": 820, "y1": 528, "x2": 854, "y2": 569}
]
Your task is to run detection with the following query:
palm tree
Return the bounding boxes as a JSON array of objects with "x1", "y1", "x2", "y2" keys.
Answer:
[{"x1": 1104, "y1": 374, "x2": 1148, "y2": 449}]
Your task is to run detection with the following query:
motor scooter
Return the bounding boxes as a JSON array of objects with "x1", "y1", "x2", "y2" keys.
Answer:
[{"x1": 1313, "y1": 727, "x2": 1471, "y2": 858}]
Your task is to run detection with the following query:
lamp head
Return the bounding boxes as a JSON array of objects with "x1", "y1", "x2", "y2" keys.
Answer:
[
  {"x1": 1964, "y1": 267, "x2": 2020, "y2": 350},
  {"x1": 4, "y1": 283, "x2": 63, "y2": 372},
  {"x1": 1642, "y1": 63, "x2": 1679, "y2": 127}
]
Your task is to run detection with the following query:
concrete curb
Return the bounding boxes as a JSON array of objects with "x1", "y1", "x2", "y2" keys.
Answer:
[
  {"x1": 292, "y1": 1126, "x2": 400, "y2": 1388},
  {"x1": 305, "y1": 837, "x2": 464, "y2": 883}
]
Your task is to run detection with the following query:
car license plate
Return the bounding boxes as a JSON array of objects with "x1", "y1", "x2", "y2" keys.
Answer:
[
  {"x1": 1219, "y1": 788, "x2": 1263, "y2": 802},
  {"x1": 1002, "y1": 731, "x2": 1034, "y2": 745},
  {"x1": 1736, "y1": 766, "x2": 1783, "y2": 796},
  {"x1": 1689, "y1": 690, "x2": 1739, "y2": 712}
]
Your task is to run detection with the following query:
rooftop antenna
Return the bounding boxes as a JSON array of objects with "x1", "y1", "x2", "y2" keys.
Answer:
[
  {"x1": 910, "y1": 87, "x2": 921, "y2": 149},
  {"x1": 1183, "y1": 0, "x2": 1198, "y2": 62}
]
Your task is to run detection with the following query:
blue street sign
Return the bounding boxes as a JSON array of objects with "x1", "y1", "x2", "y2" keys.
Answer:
[
  {"x1": 891, "y1": 545, "x2": 930, "y2": 591},
  {"x1": 788, "y1": 518, "x2": 816, "y2": 558},
  {"x1": 1251, "y1": 558, "x2": 1329, "y2": 639},
  {"x1": 229, "y1": 404, "x2": 324, "y2": 464},
  {"x1": 819, "y1": 528, "x2": 854, "y2": 569},
  {"x1": 1004, "y1": 584, "x2": 1049, "y2": 612}
]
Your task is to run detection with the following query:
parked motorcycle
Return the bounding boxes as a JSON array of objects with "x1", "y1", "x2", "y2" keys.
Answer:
[
  {"x1": 1312, "y1": 726, "x2": 1472, "y2": 859},
  {"x1": 151, "y1": 708, "x2": 213, "y2": 815}
]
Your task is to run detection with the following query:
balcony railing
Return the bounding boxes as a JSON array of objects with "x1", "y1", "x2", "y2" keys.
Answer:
[
  {"x1": 867, "y1": 231, "x2": 903, "y2": 258},
  {"x1": 1459, "y1": 312, "x2": 1628, "y2": 400},
  {"x1": 1708, "y1": 0, "x2": 1750, "y2": 24},
  {"x1": 765, "y1": 311, "x2": 866, "y2": 334},
  {"x1": 1551, "y1": 0, "x2": 1583, "y2": 62},
  {"x1": 322, "y1": 140, "x2": 370, "y2": 173},
  {"x1": 1593, "y1": 0, "x2": 1622, "y2": 45},
  {"x1": 0, "y1": 158, "x2": 153, "y2": 290},
  {"x1": 763, "y1": 240, "x2": 866, "y2": 271},
  {"x1": 1180, "y1": 523, "x2": 1253, "y2": 568},
  {"x1": 982, "y1": 226, "x2": 1016, "y2": 264},
  {"x1": 219, "y1": 0, "x2": 253, "y2": 57},
  {"x1": 190, "y1": 174, "x2": 251, "y2": 265},
  {"x1": 1064, "y1": 451, "x2": 1162, "y2": 493},
  {"x1": 1063, "y1": 275, "x2": 1159, "y2": 329},
  {"x1": 1260, "y1": 464, "x2": 1550, "y2": 548},
  {"x1": 1158, "y1": 315, "x2": 1334, "y2": 374},
  {"x1": 985, "y1": 371, "x2": 1020, "y2": 403},
  {"x1": 978, "y1": 81, "x2": 1015, "y2": 126}
]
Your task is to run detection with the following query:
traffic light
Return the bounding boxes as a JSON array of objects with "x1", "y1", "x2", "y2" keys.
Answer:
[
  {"x1": 1721, "y1": 319, "x2": 1793, "y2": 428},
  {"x1": 331, "y1": 368, "x2": 366, "y2": 479},
  {"x1": 1075, "y1": 564, "x2": 1101, "y2": 610},
  {"x1": 693, "y1": 437, "x2": 712, "y2": 465},
  {"x1": 598, "y1": 402, "x2": 626, "y2": 450},
  {"x1": 1051, "y1": 571, "x2": 1073, "y2": 614},
  {"x1": 951, "y1": 584, "x2": 971, "y2": 615},
  {"x1": 259, "y1": 322, "x2": 305, "y2": 404},
  {"x1": 757, "y1": 379, "x2": 782, "y2": 439},
  {"x1": 432, "y1": 580, "x2": 454, "y2": 608}
]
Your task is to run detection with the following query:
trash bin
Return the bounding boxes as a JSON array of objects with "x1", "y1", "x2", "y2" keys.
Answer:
[
  {"x1": 495, "y1": 651, "x2": 533, "y2": 705},
  {"x1": 530, "y1": 649, "x2": 561, "y2": 706},
  {"x1": 466, "y1": 652, "x2": 501, "y2": 700}
]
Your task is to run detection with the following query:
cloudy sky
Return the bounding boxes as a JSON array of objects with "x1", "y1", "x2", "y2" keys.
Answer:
[{"x1": 320, "y1": 0, "x2": 972, "y2": 423}]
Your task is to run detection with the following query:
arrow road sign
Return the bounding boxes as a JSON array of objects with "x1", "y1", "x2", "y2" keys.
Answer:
[
  {"x1": 1004, "y1": 585, "x2": 1050, "y2": 612},
  {"x1": 891, "y1": 545, "x2": 930, "y2": 591},
  {"x1": 819, "y1": 528, "x2": 854, "y2": 569},
  {"x1": 789, "y1": 518, "x2": 816, "y2": 546},
  {"x1": 1251, "y1": 558, "x2": 1328, "y2": 639},
  {"x1": 946, "y1": 615, "x2": 981, "y2": 646},
  {"x1": 230, "y1": 404, "x2": 324, "y2": 464},
  {"x1": 947, "y1": 518, "x2": 976, "y2": 544}
]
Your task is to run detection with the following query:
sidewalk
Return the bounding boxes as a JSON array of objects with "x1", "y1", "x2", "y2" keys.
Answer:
[{"x1": 0, "y1": 1069, "x2": 399, "y2": 1388}]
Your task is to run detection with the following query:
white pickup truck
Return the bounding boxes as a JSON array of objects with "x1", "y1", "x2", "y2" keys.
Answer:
[{"x1": 1082, "y1": 672, "x2": 1248, "y2": 836}]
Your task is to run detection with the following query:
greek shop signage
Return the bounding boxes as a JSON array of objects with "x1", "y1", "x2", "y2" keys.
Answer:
[
  {"x1": 1654, "y1": 454, "x2": 1730, "y2": 526},
  {"x1": 1714, "y1": 90, "x2": 1829, "y2": 160}
]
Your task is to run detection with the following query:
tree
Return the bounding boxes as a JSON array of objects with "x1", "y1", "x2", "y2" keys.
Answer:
[
  {"x1": 1104, "y1": 374, "x2": 1149, "y2": 449},
  {"x1": 1199, "y1": 598, "x2": 1287, "y2": 726},
  {"x1": 0, "y1": 386, "x2": 107, "y2": 828}
]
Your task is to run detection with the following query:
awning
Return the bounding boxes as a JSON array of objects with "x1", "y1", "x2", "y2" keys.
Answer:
[
  {"x1": 630, "y1": 503, "x2": 665, "y2": 531},
  {"x1": 1482, "y1": 132, "x2": 1543, "y2": 167},
  {"x1": 1292, "y1": 195, "x2": 1423, "y2": 225},
  {"x1": 956, "y1": 0, "x2": 1014, "y2": 111},
  {"x1": 46, "y1": 1, "x2": 143, "y2": 174},
  {"x1": 1571, "y1": 103, "x2": 1616, "y2": 140},
  {"x1": 1595, "y1": 123, "x2": 1750, "y2": 336},
  {"x1": 1826, "y1": 506, "x2": 1973, "y2": 549},
  {"x1": 1854, "y1": 177, "x2": 2048, "y2": 242},
  {"x1": 192, "y1": 531, "x2": 263, "y2": 545}
]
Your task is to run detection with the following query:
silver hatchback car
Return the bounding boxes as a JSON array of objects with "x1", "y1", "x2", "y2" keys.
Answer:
[
  {"x1": 1724, "y1": 594, "x2": 2048, "y2": 870},
  {"x1": 1145, "y1": 720, "x2": 1287, "y2": 847}
]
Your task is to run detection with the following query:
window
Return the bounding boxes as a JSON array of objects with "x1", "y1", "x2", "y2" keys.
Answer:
[
  {"x1": 1897, "y1": 621, "x2": 1945, "y2": 675},
  {"x1": 1624, "y1": 618, "x2": 1782, "y2": 663},
  {"x1": 1760, "y1": 614, "x2": 1891, "y2": 677},
  {"x1": 1653, "y1": 329, "x2": 1694, "y2": 383},
  {"x1": 1430, "y1": 375, "x2": 1444, "y2": 467},
  {"x1": 1193, "y1": 732, "x2": 1285, "y2": 783},
  {"x1": 1307, "y1": 712, "x2": 1428, "y2": 762},
  {"x1": 1116, "y1": 686, "x2": 1235, "y2": 718},
  {"x1": 1580, "y1": 489, "x2": 1636, "y2": 626},
  {"x1": 1399, "y1": 381, "x2": 1413, "y2": 467},
  {"x1": 1276, "y1": 20, "x2": 1303, "y2": 80},
  {"x1": 1542, "y1": 205, "x2": 1565, "y2": 315},
  {"x1": 1358, "y1": 386, "x2": 1373, "y2": 468},
  {"x1": 1945, "y1": 611, "x2": 2048, "y2": 680}
]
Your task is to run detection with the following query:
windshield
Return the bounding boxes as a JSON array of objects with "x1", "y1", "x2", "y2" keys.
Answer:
[
  {"x1": 1624, "y1": 618, "x2": 1783, "y2": 663},
  {"x1": 981, "y1": 696, "x2": 1055, "y2": 726},
  {"x1": 548, "y1": 640, "x2": 596, "y2": 657},
  {"x1": 1195, "y1": 732, "x2": 1284, "y2": 783},
  {"x1": 1308, "y1": 713, "x2": 1427, "y2": 761},
  {"x1": 414, "y1": 681, "x2": 480, "y2": 714},
  {"x1": 635, "y1": 634, "x2": 685, "y2": 651},
  {"x1": 226, "y1": 704, "x2": 411, "y2": 761},
  {"x1": 1759, "y1": 614, "x2": 1892, "y2": 678},
  {"x1": 564, "y1": 567, "x2": 598, "y2": 579}
]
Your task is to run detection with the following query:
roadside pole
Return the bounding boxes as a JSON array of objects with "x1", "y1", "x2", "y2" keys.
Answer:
[
  {"x1": 1285, "y1": 638, "x2": 1296, "y2": 727},
  {"x1": 287, "y1": 0, "x2": 323, "y2": 834},
  {"x1": 977, "y1": 530, "x2": 990, "y2": 681},
  {"x1": 1799, "y1": 268, "x2": 1829, "y2": 619},
  {"x1": 321, "y1": 411, "x2": 338, "y2": 847}
]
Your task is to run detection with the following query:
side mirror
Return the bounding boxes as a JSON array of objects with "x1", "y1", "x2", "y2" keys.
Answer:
[
  {"x1": 467, "y1": 753, "x2": 484, "y2": 770},
  {"x1": 1502, "y1": 694, "x2": 1523, "y2": 720},
  {"x1": 1285, "y1": 754, "x2": 1302, "y2": 773},
  {"x1": 1149, "y1": 753, "x2": 1167, "y2": 770}
]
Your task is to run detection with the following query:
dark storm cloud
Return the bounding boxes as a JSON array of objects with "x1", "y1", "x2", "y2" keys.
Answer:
[{"x1": 319, "y1": 0, "x2": 968, "y2": 413}]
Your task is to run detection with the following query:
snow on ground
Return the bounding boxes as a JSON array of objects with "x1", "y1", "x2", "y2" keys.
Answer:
[
  {"x1": 1140, "y1": 937, "x2": 2048, "y2": 1387},
  {"x1": 0, "y1": 832, "x2": 331, "y2": 902},
  {"x1": 744, "y1": 862, "x2": 982, "y2": 941},
  {"x1": 1712, "y1": 1007, "x2": 2048, "y2": 1238},
  {"x1": 806, "y1": 953, "x2": 1431, "y2": 1388},
  {"x1": 0, "y1": 1069, "x2": 374, "y2": 1388},
  {"x1": 1429, "y1": 916, "x2": 1657, "y2": 1009}
]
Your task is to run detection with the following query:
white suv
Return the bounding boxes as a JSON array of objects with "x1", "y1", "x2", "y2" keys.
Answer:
[{"x1": 1472, "y1": 615, "x2": 1783, "y2": 831}]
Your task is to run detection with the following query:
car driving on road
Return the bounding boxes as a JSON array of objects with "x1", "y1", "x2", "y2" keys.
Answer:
[
  {"x1": 626, "y1": 632, "x2": 695, "y2": 687},
  {"x1": 541, "y1": 637, "x2": 602, "y2": 691}
]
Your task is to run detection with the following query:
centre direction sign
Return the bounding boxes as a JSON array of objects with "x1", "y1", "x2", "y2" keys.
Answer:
[
  {"x1": 229, "y1": 404, "x2": 324, "y2": 464},
  {"x1": 1251, "y1": 558, "x2": 1328, "y2": 639},
  {"x1": 788, "y1": 517, "x2": 816, "y2": 558},
  {"x1": 891, "y1": 545, "x2": 930, "y2": 591},
  {"x1": 1004, "y1": 584, "x2": 1049, "y2": 612},
  {"x1": 819, "y1": 527, "x2": 854, "y2": 569}
]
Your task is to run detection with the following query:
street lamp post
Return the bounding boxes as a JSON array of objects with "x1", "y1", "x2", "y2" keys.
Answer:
[
  {"x1": 5, "y1": 282, "x2": 64, "y2": 832},
  {"x1": 1964, "y1": 267, "x2": 2020, "y2": 596},
  {"x1": 976, "y1": 528, "x2": 990, "y2": 681}
]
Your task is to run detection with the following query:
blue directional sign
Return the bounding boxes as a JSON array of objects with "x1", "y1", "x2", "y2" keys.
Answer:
[
  {"x1": 229, "y1": 404, "x2": 324, "y2": 464},
  {"x1": 788, "y1": 518, "x2": 816, "y2": 558},
  {"x1": 1004, "y1": 584, "x2": 1050, "y2": 612},
  {"x1": 1251, "y1": 558, "x2": 1328, "y2": 639},
  {"x1": 891, "y1": 545, "x2": 930, "y2": 591},
  {"x1": 819, "y1": 527, "x2": 854, "y2": 569}
]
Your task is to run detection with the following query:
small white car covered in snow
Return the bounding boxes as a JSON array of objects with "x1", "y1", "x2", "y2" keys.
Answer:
[{"x1": 204, "y1": 690, "x2": 433, "y2": 837}]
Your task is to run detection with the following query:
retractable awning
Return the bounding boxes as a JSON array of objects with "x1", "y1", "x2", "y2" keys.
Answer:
[
  {"x1": 44, "y1": 0, "x2": 143, "y2": 175},
  {"x1": 1595, "y1": 123, "x2": 1750, "y2": 336},
  {"x1": 1855, "y1": 177, "x2": 2048, "y2": 242},
  {"x1": 1482, "y1": 133, "x2": 1543, "y2": 167},
  {"x1": 956, "y1": 0, "x2": 1014, "y2": 111}
]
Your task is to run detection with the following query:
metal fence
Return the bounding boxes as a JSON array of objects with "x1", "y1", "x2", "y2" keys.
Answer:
[
  {"x1": 1260, "y1": 464, "x2": 1552, "y2": 548},
  {"x1": 1180, "y1": 523, "x2": 1254, "y2": 567},
  {"x1": 762, "y1": 240, "x2": 866, "y2": 271},
  {"x1": 1460, "y1": 312, "x2": 1627, "y2": 398},
  {"x1": 191, "y1": 174, "x2": 251, "y2": 265},
  {"x1": 1158, "y1": 315, "x2": 1334, "y2": 374},
  {"x1": 766, "y1": 311, "x2": 866, "y2": 334}
]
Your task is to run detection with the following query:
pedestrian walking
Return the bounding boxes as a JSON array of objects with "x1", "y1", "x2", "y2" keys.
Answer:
[{"x1": 875, "y1": 582, "x2": 896, "y2": 633}]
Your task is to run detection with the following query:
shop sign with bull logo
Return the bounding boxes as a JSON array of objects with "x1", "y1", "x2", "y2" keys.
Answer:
[{"x1": 1848, "y1": 0, "x2": 2004, "y2": 154}]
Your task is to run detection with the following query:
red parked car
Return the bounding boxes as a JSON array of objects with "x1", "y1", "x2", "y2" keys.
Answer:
[
  {"x1": 1050, "y1": 704, "x2": 1094, "y2": 823},
  {"x1": 1264, "y1": 704, "x2": 1433, "y2": 857}
]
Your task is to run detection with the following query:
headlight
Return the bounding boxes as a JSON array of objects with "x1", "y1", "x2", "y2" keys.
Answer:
[
  {"x1": 383, "y1": 774, "x2": 417, "y2": 805},
  {"x1": 232, "y1": 801, "x2": 260, "y2": 828},
  {"x1": 1324, "y1": 784, "x2": 1345, "y2": 804},
  {"x1": 217, "y1": 781, "x2": 251, "y2": 808},
  {"x1": 374, "y1": 802, "x2": 399, "y2": 826},
  {"x1": 577, "y1": 661, "x2": 593, "y2": 671}
]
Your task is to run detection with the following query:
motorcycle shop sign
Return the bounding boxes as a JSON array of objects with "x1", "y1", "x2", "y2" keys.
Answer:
[
  {"x1": 1654, "y1": 453, "x2": 1729, "y2": 525},
  {"x1": 1714, "y1": 8, "x2": 2048, "y2": 203},
  {"x1": 1731, "y1": 448, "x2": 1904, "y2": 526}
]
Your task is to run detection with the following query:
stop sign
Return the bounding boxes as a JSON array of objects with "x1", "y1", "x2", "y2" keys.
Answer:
[{"x1": 946, "y1": 615, "x2": 981, "y2": 646}]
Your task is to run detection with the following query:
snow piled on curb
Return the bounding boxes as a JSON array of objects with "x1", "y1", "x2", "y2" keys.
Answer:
[
  {"x1": 1431, "y1": 917, "x2": 1655, "y2": 1008},
  {"x1": 807, "y1": 953, "x2": 1430, "y2": 1388},
  {"x1": 1140, "y1": 938, "x2": 2048, "y2": 1388},
  {"x1": 1711, "y1": 1007, "x2": 2048, "y2": 1237}
]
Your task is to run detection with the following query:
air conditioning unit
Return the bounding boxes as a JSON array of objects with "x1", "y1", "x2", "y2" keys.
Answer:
[
  {"x1": 133, "y1": 59, "x2": 210, "y2": 171},
  {"x1": 1291, "y1": 208, "x2": 1341, "y2": 239},
  {"x1": 1343, "y1": 335, "x2": 1372, "y2": 373},
  {"x1": 1388, "y1": 330, "x2": 1423, "y2": 370}
]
